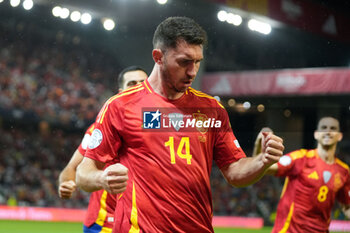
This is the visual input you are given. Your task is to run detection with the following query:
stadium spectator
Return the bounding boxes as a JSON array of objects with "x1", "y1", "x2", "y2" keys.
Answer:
[
  {"x1": 0, "y1": 128, "x2": 89, "y2": 208},
  {"x1": 0, "y1": 25, "x2": 117, "y2": 128},
  {"x1": 76, "y1": 16, "x2": 284, "y2": 232},
  {"x1": 253, "y1": 117, "x2": 350, "y2": 232},
  {"x1": 58, "y1": 66, "x2": 148, "y2": 233}
]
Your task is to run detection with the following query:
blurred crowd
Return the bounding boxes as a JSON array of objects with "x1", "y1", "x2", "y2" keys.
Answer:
[
  {"x1": 0, "y1": 127, "x2": 89, "y2": 209},
  {"x1": 0, "y1": 22, "x2": 116, "y2": 129}
]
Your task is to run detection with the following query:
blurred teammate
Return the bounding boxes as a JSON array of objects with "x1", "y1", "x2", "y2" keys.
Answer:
[
  {"x1": 254, "y1": 117, "x2": 350, "y2": 232},
  {"x1": 76, "y1": 16, "x2": 284, "y2": 232},
  {"x1": 58, "y1": 66, "x2": 148, "y2": 233}
]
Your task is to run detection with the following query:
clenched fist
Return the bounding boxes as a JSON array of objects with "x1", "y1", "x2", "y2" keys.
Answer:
[
  {"x1": 101, "y1": 163, "x2": 129, "y2": 194},
  {"x1": 59, "y1": 180, "x2": 76, "y2": 199},
  {"x1": 260, "y1": 132, "x2": 284, "y2": 166}
]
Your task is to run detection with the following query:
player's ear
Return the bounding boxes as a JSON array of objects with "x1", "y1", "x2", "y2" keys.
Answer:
[
  {"x1": 152, "y1": 49, "x2": 163, "y2": 65},
  {"x1": 337, "y1": 132, "x2": 343, "y2": 142}
]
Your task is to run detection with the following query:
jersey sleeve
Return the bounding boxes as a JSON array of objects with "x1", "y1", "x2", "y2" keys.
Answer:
[
  {"x1": 213, "y1": 106, "x2": 246, "y2": 169},
  {"x1": 84, "y1": 98, "x2": 123, "y2": 164},
  {"x1": 77, "y1": 124, "x2": 95, "y2": 155},
  {"x1": 336, "y1": 171, "x2": 350, "y2": 205},
  {"x1": 276, "y1": 149, "x2": 306, "y2": 177}
]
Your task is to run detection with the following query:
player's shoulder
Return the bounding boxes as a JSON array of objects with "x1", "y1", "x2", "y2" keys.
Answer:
[
  {"x1": 287, "y1": 148, "x2": 312, "y2": 161},
  {"x1": 335, "y1": 158, "x2": 350, "y2": 173},
  {"x1": 187, "y1": 87, "x2": 224, "y2": 109},
  {"x1": 108, "y1": 83, "x2": 145, "y2": 106}
]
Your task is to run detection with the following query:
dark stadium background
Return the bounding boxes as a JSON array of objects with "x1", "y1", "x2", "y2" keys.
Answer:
[{"x1": 0, "y1": 0, "x2": 350, "y2": 229}]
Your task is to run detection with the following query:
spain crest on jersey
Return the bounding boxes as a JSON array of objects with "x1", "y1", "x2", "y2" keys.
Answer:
[{"x1": 193, "y1": 112, "x2": 208, "y2": 134}]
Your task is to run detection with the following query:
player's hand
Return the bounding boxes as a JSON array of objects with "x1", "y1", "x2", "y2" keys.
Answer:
[
  {"x1": 260, "y1": 132, "x2": 284, "y2": 166},
  {"x1": 253, "y1": 127, "x2": 273, "y2": 156},
  {"x1": 59, "y1": 180, "x2": 77, "y2": 199},
  {"x1": 101, "y1": 163, "x2": 128, "y2": 195}
]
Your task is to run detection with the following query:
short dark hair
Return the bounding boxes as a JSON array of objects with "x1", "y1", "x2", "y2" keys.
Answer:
[
  {"x1": 152, "y1": 16, "x2": 207, "y2": 52},
  {"x1": 117, "y1": 65, "x2": 146, "y2": 89}
]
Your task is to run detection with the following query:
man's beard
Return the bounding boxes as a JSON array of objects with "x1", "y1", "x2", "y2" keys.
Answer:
[{"x1": 161, "y1": 64, "x2": 187, "y2": 93}]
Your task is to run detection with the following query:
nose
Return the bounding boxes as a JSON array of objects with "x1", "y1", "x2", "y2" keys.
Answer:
[{"x1": 187, "y1": 62, "x2": 199, "y2": 79}]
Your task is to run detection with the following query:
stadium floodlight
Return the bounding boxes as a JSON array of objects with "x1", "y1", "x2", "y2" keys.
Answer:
[
  {"x1": 103, "y1": 18, "x2": 115, "y2": 31},
  {"x1": 70, "y1": 11, "x2": 81, "y2": 22},
  {"x1": 217, "y1": 10, "x2": 227, "y2": 22},
  {"x1": 157, "y1": 0, "x2": 167, "y2": 4},
  {"x1": 257, "y1": 104, "x2": 265, "y2": 112},
  {"x1": 60, "y1": 7, "x2": 70, "y2": 19},
  {"x1": 228, "y1": 98, "x2": 236, "y2": 107},
  {"x1": 81, "y1": 13, "x2": 92, "y2": 24},
  {"x1": 226, "y1": 13, "x2": 242, "y2": 26},
  {"x1": 243, "y1": 101, "x2": 251, "y2": 110},
  {"x1": 52, "y1": 6, "x2": 61, "y2": 17},
  {"x1": 22, "y1": 0, "x2": 33, "y2": 10},
  {"x1": 248, "y1": 19, "x2": 271, "y2": 35},
  {"x1": 284, "y1": 109, "x2": 291, "y2": 117},
  {"x1": 10, "y1": 0, "x2": 21, "y2": 7}
]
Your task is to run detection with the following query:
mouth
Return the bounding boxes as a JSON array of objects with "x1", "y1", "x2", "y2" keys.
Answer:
[
  {"x1": 183, "y1": 79, "x2": 193, "y2": 84},
  {"x1": 182, "y1": 82, "x2": 192, "y2": 88}
]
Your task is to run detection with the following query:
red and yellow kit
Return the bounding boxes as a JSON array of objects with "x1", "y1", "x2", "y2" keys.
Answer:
[
  {"x1": 273, "y1": 149, "x2": 350, "y2": 233},
  {"x1": 78, "y1": 124, "x2": 116, "y2": 232},
  {"x1": 85, "y1": 80, "x2": 246, "y2": 233}
]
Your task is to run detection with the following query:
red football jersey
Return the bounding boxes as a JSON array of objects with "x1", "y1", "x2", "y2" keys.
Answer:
[
  {"x1": 78, "y1": 124, "x2": 116, "y2": 230},
  {"x1": 272, "y1": 149, "x2": 350, "y2": 233},
  {"x1": 85, "y1": 80, "x2": 246, "y2": 233}
]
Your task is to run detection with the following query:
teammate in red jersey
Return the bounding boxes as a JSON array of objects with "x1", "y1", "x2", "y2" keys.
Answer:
[
  {"x1": 58, "y1": 66, "x2": 148, "y2": 233},
  {"x1": 76, "y1": 16, "x2": 284, "y2": 233},
  {"x1": 254, "y1": 117, "x2": 350, "y2": 232}
]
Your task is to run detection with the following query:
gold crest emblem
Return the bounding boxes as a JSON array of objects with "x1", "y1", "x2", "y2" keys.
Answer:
[
  {"x1": 334, "y1": 173, "x2": 342, "y2": 191},
  {"x1": 193, "y1": 111, "x2": 208, "y2": 134}
]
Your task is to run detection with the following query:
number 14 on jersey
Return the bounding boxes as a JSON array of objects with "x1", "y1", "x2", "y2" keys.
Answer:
[{"x1": 164, "y1": 136, "x2": 192, "y2": 165}]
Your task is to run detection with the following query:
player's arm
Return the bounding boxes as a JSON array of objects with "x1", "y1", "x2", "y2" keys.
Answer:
[
  {"x1": 76, "y1": 157, "x2": 128, "y2": 194},
  {"x1": 342, "y1": 204, "x2": 350, "y2": 219},
  {"x1": 58, "y1": 149, "x2": 84, "y2": 199},
  {"x1": 252, "y1": 128, "x2": 278, "y2": 175},
  {"x1": 221, "y1": 133, "x2": 283, "y2": 187}
]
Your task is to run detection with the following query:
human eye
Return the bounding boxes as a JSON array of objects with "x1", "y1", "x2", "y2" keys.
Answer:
[
  {"x1": 330, "y1": 126, "x2": 338, "y2": 131},
  {"x1": 127, "y1": 81, "x2": 137, "y2": 88},
  {"x1": 179, "y1": 59, "x2": 191, "y2": 67}
]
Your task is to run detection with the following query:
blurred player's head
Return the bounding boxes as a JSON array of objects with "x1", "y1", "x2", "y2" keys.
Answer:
[
  {"x1": 314, "y1": 116, "x2": 343, "y2": 147},
  {"x1": 118, "y1": 66, "x2": 148, "y2": 92},
  {"x1": 152, "y1": 17, "x2": 207, "y2": 93}
]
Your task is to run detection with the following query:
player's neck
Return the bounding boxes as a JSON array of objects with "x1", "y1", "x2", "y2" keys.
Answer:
[
  {"x1": 317, "y1": 144, "x2": 336, "y2": 164},
  {"x1": 148, "y1": 67, "x2": 185, "y2": 100}
]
